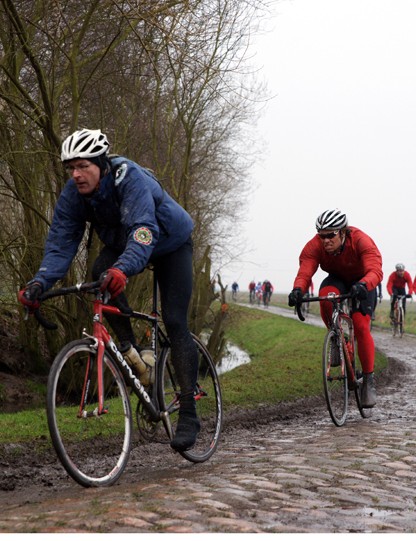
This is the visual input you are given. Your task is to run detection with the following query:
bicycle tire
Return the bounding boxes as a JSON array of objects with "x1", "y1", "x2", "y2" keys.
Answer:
[
  {"x1": 351, "y1": 338, "x2": 372, "y2": 419},
  {"x1": 159, "y1": 334, "x2": 222, "y2": 463},
  {"x1": 398, "y1": 306, "x2": 404, "y2": 337},
  {"x1": 392, "y1": 304, "x2": 399, "y2": 337},
  {"x1": 47, "y1": 338, "x2": 132, "y2": 487},
  {"x1": 322, "y1": 330, "x2": 348, "y2": 426}
]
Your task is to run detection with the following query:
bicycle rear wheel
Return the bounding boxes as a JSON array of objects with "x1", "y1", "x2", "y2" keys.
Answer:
[
  {"x1": 159, "y1": 334, "x2": 222, "y2": 463},
  {"x1": 47, "y1": 338, "x2": 132, "y2": 487},
  {"x1": 322, "y1": 330, "x2": 348, "y2": 426}
]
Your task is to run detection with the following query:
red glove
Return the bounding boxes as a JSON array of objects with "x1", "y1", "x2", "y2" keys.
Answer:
[
  {"x1": 18, "y1": 282, "x2": 43, "y2": 312},
  {"x1": 100, "y1": 268, "x2": 127, "y2": 298}
]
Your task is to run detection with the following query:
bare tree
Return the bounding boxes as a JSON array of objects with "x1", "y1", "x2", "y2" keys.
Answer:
[{"x1": 0, "y1": 0, "x2": 271, "y2": 368}]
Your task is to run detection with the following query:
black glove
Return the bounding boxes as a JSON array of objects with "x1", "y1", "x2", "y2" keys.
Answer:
[
  {"x1": 288, "y1": 288, "x2": 303, "y2": 307},
  {"x1": 406, "y1": 294, "x2": 412, "y2": 299},
  {"x1": 18, "y1": 282, "x2": 43, "y2": 311},
  {"x1": 350, "y1": 282, "x2": 368, "y2": 300}
]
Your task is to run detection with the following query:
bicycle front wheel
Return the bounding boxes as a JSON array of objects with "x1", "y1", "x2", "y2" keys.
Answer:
[
  {"x1": 392, "y1": 306, "x2": 399, "y2": 337},
  {"x1": 391, "y1": 318, "x2": 396, "y2": 337},
  {"x1": 398, "y1": 307, "x2": 404, "y2": 337},
  {"x1": 322, "y1": 331, "x2": 348, "y2": 426},
  {"x1": 47, "y1": 339, "x2": 132, "y2": 487},
  {"x1": 159, "y1": 334, "x2": 222, "y2": 463}
]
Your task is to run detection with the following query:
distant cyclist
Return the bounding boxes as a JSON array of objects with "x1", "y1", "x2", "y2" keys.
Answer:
[
  {"x1": 288, "y1": 209, "x2": 383, "y2": 409},
  {"x1": 262, "y1": 279, "x2": 274, "y2": 306},
  {"x1": 255, "y1": 281, "x2": 262, "y2": 304},
  {"x1": 387, "y1": 263, "x2": 413, "y2": 320},
  {"x1": 248, "y1": 280, "x2": 256, "y2": 303},
  {"x1": 231, "y1": 281, "x2": 239, "y2": 301}
]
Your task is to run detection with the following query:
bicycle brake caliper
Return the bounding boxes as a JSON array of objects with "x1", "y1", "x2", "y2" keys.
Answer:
[{"x1": 82, "y1": 330, "x2": 99, "y2": 349}]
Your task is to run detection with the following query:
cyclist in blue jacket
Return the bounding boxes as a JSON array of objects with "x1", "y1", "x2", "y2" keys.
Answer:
[{"x1": 18, "y1": 128, "x2": 200, "y2": 452}]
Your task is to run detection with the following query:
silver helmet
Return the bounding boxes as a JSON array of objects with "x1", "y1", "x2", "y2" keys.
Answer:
[
  {"x1": 315, "y1": 209, "x2": 348, "y2": 231},
  {"x1": 61, "y1": 129, "x2": 109, "y2": 161}
]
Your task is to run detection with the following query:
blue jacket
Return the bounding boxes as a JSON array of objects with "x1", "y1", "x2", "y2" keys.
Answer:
[{"x1": 33, "y1": 157, "x2": 194, "y2": 290}]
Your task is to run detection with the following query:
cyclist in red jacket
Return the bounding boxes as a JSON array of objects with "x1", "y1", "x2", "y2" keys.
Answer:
[
  {"x1": 248, "y1": 280, "x2": 256, "y2": 303},
  {"x1": 387, "y1": 263, "x2": 413, "y2": 319},
  {"x1": 262, "y1": 279, "x2": 274, "y2": 306},
  {"x1": 288, "y1": 209, "x2": 383, "y2": 408}
]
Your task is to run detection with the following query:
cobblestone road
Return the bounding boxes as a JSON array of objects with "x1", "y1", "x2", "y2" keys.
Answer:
[{"x1": 1, "y1": 309, "x2": 416, "y2": 533}]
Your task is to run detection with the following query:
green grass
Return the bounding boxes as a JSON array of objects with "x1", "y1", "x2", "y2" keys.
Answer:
[
  {"x1": 219, "y1": 304, "x2": 387, "y2": 409},
  {"x1": 220, "y1": 306, "x2": 325, "y2": 407},
  {"x1": 0, "y1": 303, "x2": 389, "y2": 444},
  {"x1": 0, "y1": 407, "x2": 49, "y2": 443}
]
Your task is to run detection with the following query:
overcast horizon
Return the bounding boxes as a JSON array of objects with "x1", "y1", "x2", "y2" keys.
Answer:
[{"x1": 218, "y1": 0, "x2": 416, "y2": 295}]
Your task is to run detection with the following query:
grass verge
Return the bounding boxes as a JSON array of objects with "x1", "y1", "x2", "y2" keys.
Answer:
[{"x1": 219, "y1": 304, "x2": 387, "y2": 409}]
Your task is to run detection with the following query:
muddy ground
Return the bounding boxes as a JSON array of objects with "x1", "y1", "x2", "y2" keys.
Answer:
[
  {"x1": 1, "y1": 309, "x2": 415, "y2": 533},
  {"x1": 0, "y1": 381, "x2": 335, "y2": 499}
]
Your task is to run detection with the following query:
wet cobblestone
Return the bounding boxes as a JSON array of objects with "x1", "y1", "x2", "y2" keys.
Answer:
[{"x1": 1, "y1": 318, "x2": 416, "y2": 533}]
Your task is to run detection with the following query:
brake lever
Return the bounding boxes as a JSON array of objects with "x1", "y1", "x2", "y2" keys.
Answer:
[{"x1": 296, "y1": 303, "x2": 305, "y2": 322}]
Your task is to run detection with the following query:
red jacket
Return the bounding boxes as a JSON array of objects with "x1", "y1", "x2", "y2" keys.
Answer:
[
  {"x1": 387, "y1": 271, "x2": 413, "y2": 296},
  {"x1": 293, "y1": 226, "x2": 383, "y2": 293}
]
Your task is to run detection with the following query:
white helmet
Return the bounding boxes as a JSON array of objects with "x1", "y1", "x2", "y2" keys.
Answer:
[
  {"x1": 61, "y1": 129, "x2": 109, "y2": 161},
  {"x1": 315, "y1": 209, "x2": 348, "y2": 231},
  {"x1": 395, "y1": 263, "x2": 405, "y2": 271}
]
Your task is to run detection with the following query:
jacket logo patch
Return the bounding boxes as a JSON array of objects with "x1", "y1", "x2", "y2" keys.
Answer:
[
  {"x1": 133, "y1": 227, "x2": 152, "y2": 245},
  {"x1": 114, "y1": 163, "x2": 128, "y2": 185}
]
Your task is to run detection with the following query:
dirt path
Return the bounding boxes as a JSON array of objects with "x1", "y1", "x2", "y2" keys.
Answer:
[{"x1": 1, "y1": 309, "x2": 416, "y2": 533}]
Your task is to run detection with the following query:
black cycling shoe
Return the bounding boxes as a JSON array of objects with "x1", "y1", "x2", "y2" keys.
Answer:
[
  {"x1": 361, "y1": 372, "x2": 376, "y2": 408},
  {"x1": 170, "y1": 413, "x2": 200, "y2": 452}
]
